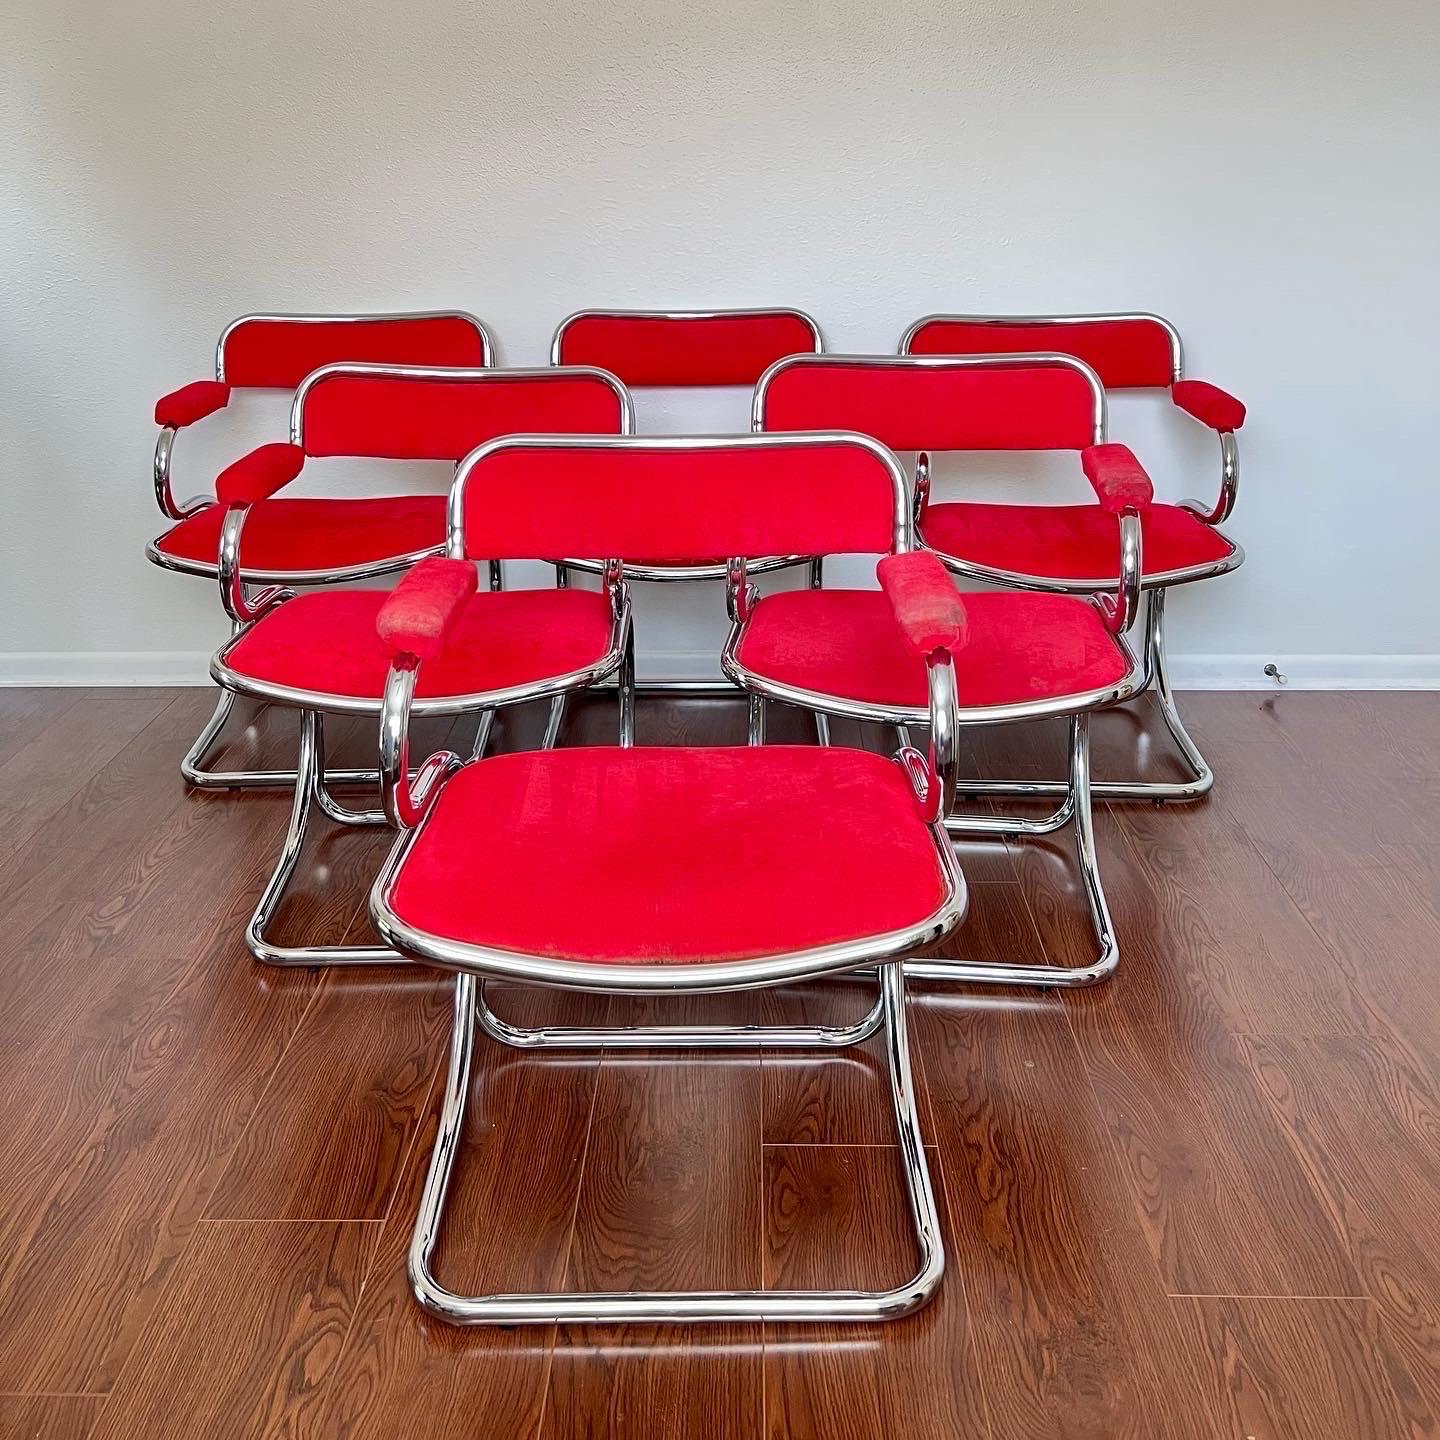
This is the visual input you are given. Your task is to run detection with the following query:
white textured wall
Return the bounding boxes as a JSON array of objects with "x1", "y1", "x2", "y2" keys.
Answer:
[{"x1": 3, "y1": 0, "x2": 1437, "y2": 684}]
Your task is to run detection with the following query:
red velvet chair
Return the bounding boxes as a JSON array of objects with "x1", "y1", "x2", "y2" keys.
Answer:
[
  {"x1": 368, "y1": 433, "x2": 966, "y2": 1325},
  {"x1": 748, "y1": 358, "x2": 1143, "y2": 985},
  {"x1": 549, "y1": 308, "x2": 826, "y2": 692},
  {"x1": 160, "y1": 360, "x2": 633, "y2": 793},
  {"x1": 203, "y1": 365, "x2": 634, "y2": 966},
  {"x1": 899, "y1": 313, "x2": 1247, "y2": 800},
  {"x1": 147, "y1": 311, "x2": 495, "y2": 787}
]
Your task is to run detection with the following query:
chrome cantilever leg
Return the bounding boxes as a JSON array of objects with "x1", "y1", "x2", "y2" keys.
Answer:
[
  {"x1": 1145, "y1": 589, "x2": 1214, "y2": 800},
  {"x1": 541, "y1": 696, "x2": 567, "y2": 750},
  {"x1": 748, "y1": 693, "x2": 765, "y2": 746},
  {"x1": 618, "y1": 628, "x2": 636, "y2": 748},
  {"x1": 809, "y1": 559, "x2": 831, "y2": 747},
  {"x1": 182, "y1": 684, "x2": 386, "y2": 791},
  {"x1": 409, "y1": 962, "x2": 943, "y2": 1325},
  {"x1": 907, "y1": 713, "x2": 1118, "y2": 988},
  {"x1": 467, "y1": 710, "x2": 496, "y2": 763},
  {"x1": 209, "y1": 699, "x2": 494, "y2": 822},
  {"x1": 473, "y1": 981, "x2": 885, "y2": 1050},
  {"x1": 951, "y1": 590, "x2": 1213, "y2": 804},
  {"x1": 246, "y1": 710, "x2": 401, "y2": 967}
]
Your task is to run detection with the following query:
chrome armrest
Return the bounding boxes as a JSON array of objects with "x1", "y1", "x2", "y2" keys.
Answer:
[
  {"x1": 153, "y1": 426, "x2": 212, "y2": 521},
  {"x1": 1097, "y1": 510, "x2": 1143, "y2": 635},
  {"x1": 1180, "y1": 430, "x2": 1239, "y2": 527},
  {"x1": 897, "y1": 650, "x2": 959, "y2": 823},
  {"x1": 217, "y1": 505, "x2": 292, "y2": 625},
  {"x1": 603, "y1": 557, "x2": 629, "y2": 623},
  {"x1": 726, "y1": 556, "x2": 759, "y2": 623},
  {"x1": 379, "y1": 658, "x2": 461, "y2": 830},
  {"x1": 912, "y1": 451, "x2": 931, "y2": 523}
]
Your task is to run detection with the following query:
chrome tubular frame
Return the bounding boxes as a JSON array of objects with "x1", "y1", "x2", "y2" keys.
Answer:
[
  {"x1": 910, "y1": 713, "x2": 1118, "y2": 987},
  {"x1": 410, "y1": 961, "x2": 941, "y2": 1326},
  {"x1": 546, "y1": 309, "x2": 825, "y2": 689},
  {"x1": 370, "y1": 776, "x2": 964, "y2": 997},
  {"x1": 375, "y1": 777, "x2": 958, "y2": 1319},
  {"x1": 895, "y1": 312, "x2": 1243, "y2": 802},
  {"x1": 286, "y1": 362, "x2": 634, "y2": 450},
  {"x1": 935, "y1": 587, "x2": 1215, "y2": 805},
  {"x1": 373, "y1": 426, "x2": 967, "y2": 1319},
  {"x1": 153, "y1": 426, "x2": 212, "y2": 521},
  {"x1": 549, "y1": 305, "x2": 824, "y2": 370},
  {"x1": 897, "y1": 310, "x2": 1185, "y2": 382},
  {"x1": 234, "y1": 562, "x2": 632, "y2": 966},
  {"x1": 1182, "y1": 428, "x2": 1240, "y2": 527},
  {"x1": 721, "y1": 511, "x2": 1141, "y2": 983},
  {"x1": 473, "y1": 979, "x2": 885, "y2": 1051},
  {"x1": 217, "y1": 506, "x2": 292, "y2": 627},
  {"x1": 450, "y1": 430, "x2": 910, "y2": 701},
  {"x1": 1098, "y1": 510, "x2": 1143, "y2": 636},
  {"x1": 215, "y1": 308, "x2": 497, "y2": 381},
  {"x1": 246, "y1": 708, "x2": 402, "y2": 967},
  {"x1": 752, "y1": 350, "x2": 1110, "y2": 446},
  {"x1": 379, "y1": 661, "x2": 462, "y2": 831},
  {"x1": 155, "y1": 308, "x2": 495, "y2": 524},
  {"x1": 163, "y1": 361, "x2": 632, "y2": 788}
]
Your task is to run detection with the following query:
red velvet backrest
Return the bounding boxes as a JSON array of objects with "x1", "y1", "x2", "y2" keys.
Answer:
[
  {"x1": 756, "y1": 356, "x2": 1103, "y2": 452},
  {"x1": 218, "y1": 313, "x2": 491, "y2": 388},
  {"x1": 551, "y1": 310, "x2": 822, "y2": 387},
  {"x1": 453, "y1": 436, "x2": 904, "y2": 563},
  {"x1": 294, "y1": 367, "x2": 632, "y2": 460},
  {"x1": 902, "y1": 314, "x2": 1180, "y2": 390}
]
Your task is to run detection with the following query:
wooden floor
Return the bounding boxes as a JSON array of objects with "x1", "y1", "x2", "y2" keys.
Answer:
[{"x1": 1, "y1": 686, "x2": 1438, "y2": 1439}]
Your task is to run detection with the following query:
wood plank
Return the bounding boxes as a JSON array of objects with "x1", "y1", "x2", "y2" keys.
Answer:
[
  {"x1": 0, "y1": 1395, "x2": 102, "y2": 1440},
  {"x1": 1098, "y1": 796, "x2": 1379, "y2": 1039},
  {"x1": 0, "y1": 686, "x2": 1436, "y2": 1434},
  {"x1": 0, "y1": 939, "x2": 319, "y2": 1394},
  {"x1": 968, "y1": 694, "x2": 1198, "y2": 790},
  {"x1": 1247, "y1": 855, "x2": 1440, "y2": 1073},
  {"x1": 86, "y1": 1220, "x2": 374, "y2": 1440},
  {"x1": 763, "y1": 1143, "x2": 989, "y2": 1440},
  {"x1": 1239, "y1": 1033, "x2": 1440, "y2": 1427},
  {"x1": 0, "y1": 691, "x2": 292, "y2": 960},
  {"x1": 1000, "y1": 793, "x2": 1215, "y2": 1036},
  {"x1": 0, "y1": 688, "x2": 175, "y2": 864},
  {"x1": 1177, "y1": 1296, "x2": 1426, "y2": 1439},
  {"x1": 1247, "y1": 692, "x2": 1437, "y2": 781},
  {"x1": 1216, "y1": 758, "x2": 1437, "y2": 879},
  {"x1": 914, "y1": 988, "x2": 1224, "y2": 1440},
  {"x1": 540, "y1": 1051, "x2": 764, "y2": 1440},
  {"x1": 205, "y1": 970, "x2": 451, "y2": 1220},
  {"x1": 761, "y1": 975, "x2": 935, "y2": 1148},
  {"x1": 1078, "y1": 1021, "x2": 1359, "y2": 1300},
  {"x1": 757, "y1": 882, "x2": 1048, "y2": 1148},
  {"x1": 0, "y1": 688, "x2": 87, "y2": 768},
  {"x1": 307, "y1": 985, "x2": 596, "y2": 1440}
]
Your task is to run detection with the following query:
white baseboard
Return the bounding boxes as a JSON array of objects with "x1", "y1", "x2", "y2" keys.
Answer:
[
  {"x1": 1164, "y1": 653, "x2": 1440, "y2": 690},
  {"x1": 3, "y1": 649, "x2": 1439, "y2": 691},
  {"x1": 0, "y1": 651, "x2": 217, "y2": 687},
  {"x1": 635, "y1": 650, "x2": 1440, "y2": 691}
]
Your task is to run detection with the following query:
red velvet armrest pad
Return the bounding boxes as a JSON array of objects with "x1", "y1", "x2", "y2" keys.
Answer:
[
  {"x1": 876, "y1": 552, "x2": 967, "y2": 658},
  {"x1": 376, "y1": 557, "x2": 479, "y2": 661},
  {"x1": 214, "y1": 443, "x2": 306, "y2": 507},
  {"x1": 1171, "y1": 379, "x2": 1246, "y2": 432},
  {"x1": 1081, "y1": 444, "x2": 1154, "y2": 514},
  {"x1": 155, "y1": 380, "x2": 231, "y2": 428}
]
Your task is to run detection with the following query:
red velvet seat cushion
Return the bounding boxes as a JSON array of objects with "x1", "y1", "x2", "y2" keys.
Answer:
[
  {"x1": 921, "y1": 501, "x2": 1235, "y2": 583},
  {"x1": 153, "y1": 495, "x2": 447, "y2": 575},
  {"x1": 223, "y1": 588, "x2": 615, "y2": 700},
  {"x1": 736, "y1": 590, "x2": 1129, "y2": 710},
  {"x1": 387, "y1": 747, "x2": 949, "y2": 963}
]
